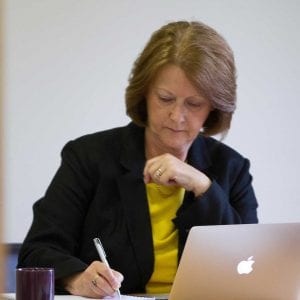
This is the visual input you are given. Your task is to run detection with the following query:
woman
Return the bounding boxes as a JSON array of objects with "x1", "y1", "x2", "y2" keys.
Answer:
[{"x1": 18, "y1": 20, "x2": 258, "y2": 298}]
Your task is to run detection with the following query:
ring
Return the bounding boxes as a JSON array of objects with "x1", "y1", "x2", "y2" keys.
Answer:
[
  {"x1": 91, "y1": 275, "x2": 99, "y2": 287},
  {"x1": 155, "y1": 168, "x2": 163, "y2": 178}
]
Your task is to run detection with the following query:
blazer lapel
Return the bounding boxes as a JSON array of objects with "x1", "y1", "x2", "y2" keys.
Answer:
[
  {"x1": 116, "y1": 124, "x2": 154, "y2": 286},
  {"x1": 177, "y1": 134, "x2": 215, "y2": 217},
  {"x1": 187, "y1": 134, "x2": 212, "y2": 172}
]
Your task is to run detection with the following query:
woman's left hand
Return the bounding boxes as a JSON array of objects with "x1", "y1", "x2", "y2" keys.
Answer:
[{"x1": 143, "y1": 153, "x2": 211, "y2": 197}]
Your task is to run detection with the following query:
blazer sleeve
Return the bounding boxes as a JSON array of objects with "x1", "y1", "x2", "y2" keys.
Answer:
[
  {"x1": 17, "y1": 140, "x2": 96, "y2": 283},
  {"x1": 174, "y1": 157, "x2": 258, "y2": 231}
]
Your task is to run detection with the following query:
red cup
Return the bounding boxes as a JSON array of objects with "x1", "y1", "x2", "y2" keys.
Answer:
[{"x1": 16, "y1": 268, "x2": 54, "y2": 300}]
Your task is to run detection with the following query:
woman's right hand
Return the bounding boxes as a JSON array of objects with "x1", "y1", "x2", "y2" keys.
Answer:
[{"x1": 62, "y1": 261, "x2": 124, "y2": 298}]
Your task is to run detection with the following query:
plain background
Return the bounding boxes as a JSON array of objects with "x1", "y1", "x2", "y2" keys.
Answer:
[
  {"x1": 2, "y1": 0, "x2": 300, "y2": 242},
  {"x1": 1, "y1": 0, "x2": 5, "y2": 288}
]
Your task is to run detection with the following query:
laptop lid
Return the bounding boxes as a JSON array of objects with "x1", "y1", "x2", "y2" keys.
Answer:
[{"x1": 169, "y1": 223, "x2": 300, "y2": 300}]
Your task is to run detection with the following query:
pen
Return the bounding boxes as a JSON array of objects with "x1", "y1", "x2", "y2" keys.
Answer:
[{"x1": 93, "y1": 237, "x2": 122, "y2": 299}]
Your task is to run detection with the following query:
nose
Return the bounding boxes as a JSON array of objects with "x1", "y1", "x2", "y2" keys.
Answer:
[{"x1": 169, "y1": 102, "x2": 185, "y2": 123}]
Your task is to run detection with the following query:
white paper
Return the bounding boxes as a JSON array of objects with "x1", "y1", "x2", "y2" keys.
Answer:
[
  {"x1": 1, "y1": 294, "x2": 155, "y2": 300},
  {"x1": 55, "y1": 295, "x2": 155, "y2": 300},
  {"x1": 102, "y1": 295, "x2": 155, "y2": 300}
]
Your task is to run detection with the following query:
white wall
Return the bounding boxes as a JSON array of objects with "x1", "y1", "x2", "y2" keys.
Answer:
[{"x1": 3, "y1": 0, "x2": 300, "y2": 242}]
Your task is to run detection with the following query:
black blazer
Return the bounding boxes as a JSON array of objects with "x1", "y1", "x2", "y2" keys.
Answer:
[{"x1": 18, "y1": 122, "x2": 258, "y2": 294}]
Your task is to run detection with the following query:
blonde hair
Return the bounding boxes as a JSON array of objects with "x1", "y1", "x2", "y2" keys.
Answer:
[{"x1": 125, "y1": 21, "x2": 236, "y2": 136}]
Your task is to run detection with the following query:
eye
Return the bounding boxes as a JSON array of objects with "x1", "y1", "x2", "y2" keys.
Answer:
[
  {"x1": 157, "y1": 93, "x2": 174, "y2": 103},
  {"x1": 186, "y1": 100, "x2": 203, "y2": 108},
  {"x1": 159, "y1": 96, "x2": 172, "y2": 102}
]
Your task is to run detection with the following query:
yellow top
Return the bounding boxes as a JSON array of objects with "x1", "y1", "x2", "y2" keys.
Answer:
[{"x1": 145, "y1": 183, "x2": 185, "y2": 294}]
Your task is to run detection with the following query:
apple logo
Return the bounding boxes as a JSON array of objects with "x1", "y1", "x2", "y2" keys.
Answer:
[{"x1": 237, "y1": 256, "x2": 255, "y2": 275}]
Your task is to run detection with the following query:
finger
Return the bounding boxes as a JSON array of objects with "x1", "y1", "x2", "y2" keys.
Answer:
[
  {"x1": 154, "y1": 167, "x2": 164, "y2": 180},
  {"x1": 103, "y1": 268, "x2": 122, "y2": 291},
  {"x1": 143, "y1": 159, "x2": 158, "y2": 179},
  {"x1": 89, "y1": 262, "x2": 119, "y2": 296},
  {"x1": 148, "y1": 162, "x2": 166, "y2": 181},
  {"x1": 90, "y1": 273, "x2": 115, "y2": 296},
  {"x1": 156, "y1": 168, "x2": 177, "y2": 186},
  {"x1": 90, "y1": 274, "x2": 105, "y2": 297},
  {"x1": 144, "y1": 164, "x2": 163, "y2": 183},
  {"x1": 96, "y1": 265, "x2": 122, "y2": 292},
  {"x1": 144, "y1": 154, "x2": 164, "y2": 172},
  {"x1": 91, "y1": 274, "x2": 99, "y2": 289},
  {"x1": 143, "y1": 173, "x2": 151, "y2": 184},
  {"x1": 112, "y1": 270, "x2": 124, "y2": 285},
  {"x1": 144, "y1": 154, "x2": 178, "y2": 183}
]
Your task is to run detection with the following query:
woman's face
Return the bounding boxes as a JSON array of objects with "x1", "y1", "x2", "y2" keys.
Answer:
[{"x1": 145, "y1": 64, "x2": 212, "y2": 157}]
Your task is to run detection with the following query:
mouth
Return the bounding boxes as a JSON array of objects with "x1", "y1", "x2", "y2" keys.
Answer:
[{"x1": 166, "y1": 127, "x2": 185, "y2": 133}]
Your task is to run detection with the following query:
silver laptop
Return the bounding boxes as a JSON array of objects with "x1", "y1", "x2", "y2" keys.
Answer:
[{"x1": 169, "y1": 223, "x2": 300, "y2": 300}]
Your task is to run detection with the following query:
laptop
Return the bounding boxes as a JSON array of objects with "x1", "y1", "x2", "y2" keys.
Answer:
[{"x1": 169, "y1": 223, "x2": 300, "y2": 300}]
